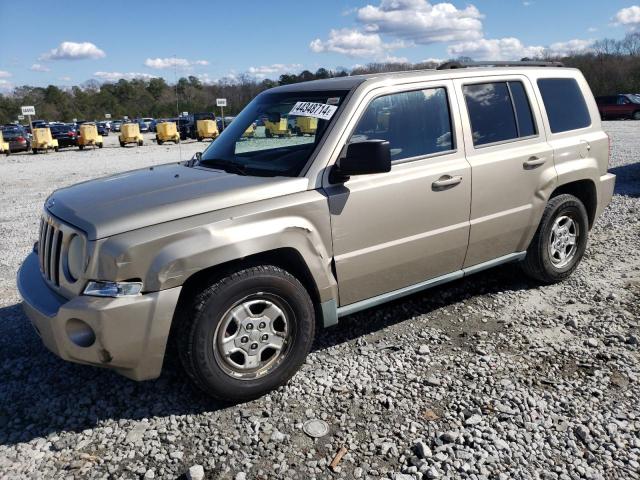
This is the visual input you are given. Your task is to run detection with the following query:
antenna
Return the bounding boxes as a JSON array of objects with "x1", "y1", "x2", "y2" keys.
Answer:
[{"x1": 173, "y1": 54, "x2": 183, "y2": 162}]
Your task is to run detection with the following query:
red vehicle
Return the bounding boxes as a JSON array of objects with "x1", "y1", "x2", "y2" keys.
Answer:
[{"x1": 596, "y1": 94, "x2": 640, "y2": 120}]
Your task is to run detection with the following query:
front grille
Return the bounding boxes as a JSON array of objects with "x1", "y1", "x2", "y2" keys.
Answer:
[{"x1": 38, "y1": 216, "x2": 64, "y2": 286}]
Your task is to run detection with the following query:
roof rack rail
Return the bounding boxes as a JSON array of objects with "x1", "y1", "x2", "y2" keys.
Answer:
[{"x1": 437, "y1": 60, "x2": 564, "y2": 70}]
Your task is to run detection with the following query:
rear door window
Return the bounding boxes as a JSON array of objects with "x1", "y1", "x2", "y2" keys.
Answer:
[
  {"x1": 537, "y1": 78, "x2": 591, "y2": 133},
  {"x1": 463, "y1": 81, "x2": 537, "y2": 147},
  {"x1": 351, "y1": 87, "x2": 454, "y2": 162}
]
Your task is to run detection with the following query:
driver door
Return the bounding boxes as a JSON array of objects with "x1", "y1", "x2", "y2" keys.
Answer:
[{"x1": 324, "y1": 82, "x2": 472, "y2": 306}]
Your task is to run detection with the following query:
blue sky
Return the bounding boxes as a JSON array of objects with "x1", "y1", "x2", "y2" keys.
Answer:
[{"x1": 1, "y1": 0, "x2": 639, "y2": 90}]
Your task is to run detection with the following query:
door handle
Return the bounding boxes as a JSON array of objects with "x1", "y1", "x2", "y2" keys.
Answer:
[
  {"x1": 523, "y1": 156, "x2": 547, "y2": 169},
  {"x1": 432, "y1": 175, "x2": 462, "y2": 190}
]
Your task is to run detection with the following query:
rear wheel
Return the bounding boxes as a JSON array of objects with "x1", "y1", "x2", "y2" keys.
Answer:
[
  {"x1": 97, "y1": 142, "x2": 103, "y2": 148},
  {"x1": 32, "y1": 148, "x2": 38, "y2": 154},
  {"x1": 176, "y1": 265, "x2": 315, "y2": 401},
  {"x1": 633, "y1": 111, "x2": 640, "y2": 120},
  {"x1": 119, "y1": 141, "x2": 125, "y2": 147},
  {"x1": 138, "y1": 140, "x2": 143, "y2": 146},
  {"x1": 157, "y1": 138, "x2": 163, "y2": 145},
  {"x1": 79, "y1": 145, "x2": 84, "y2": 151},
  {"x1": 521, "y1": 194, "x2": 588, "y2": 284}
]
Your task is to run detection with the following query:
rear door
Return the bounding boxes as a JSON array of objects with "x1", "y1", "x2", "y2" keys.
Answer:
[{"x1": 454, "y1": 75, "x2": 556, "y2": 267}]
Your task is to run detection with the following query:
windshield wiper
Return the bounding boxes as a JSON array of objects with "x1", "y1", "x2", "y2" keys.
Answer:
[{"x1": 199, "y1": 158, "x2": 248, "y2": 176}]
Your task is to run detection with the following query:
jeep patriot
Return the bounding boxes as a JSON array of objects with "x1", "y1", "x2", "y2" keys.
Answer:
[{"x1": 18, "y1": 62, "x2": 616, "y2": 400}]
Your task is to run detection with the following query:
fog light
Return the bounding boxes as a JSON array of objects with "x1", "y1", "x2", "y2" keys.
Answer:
[
  {"x1": 84, "y1": 281, "x2": 143, "y2": 297},
  {"x1": 66, "y1": 318, "x2": 96, "y2": 347}
]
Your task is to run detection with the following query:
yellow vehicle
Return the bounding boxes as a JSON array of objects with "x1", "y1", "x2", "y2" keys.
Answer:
[
  {"x1": 119, "y1": 123, "x2": 144, "y2": 147},
  {"x1": 264, "y1": 118, "x2": 291, "y2": 138},
  {"x1": 196, "y1": 119, "x2": 219, "y2": 141},
  {"x1": 242, "y1": 123, "x2": 256, "y2": 138},
  {"x1": 0, "y1": 131, "x2": 10, "y2": 156},
  {"x1": 294, "y1": 117, "x2": 318, "y2": 136},
  {"x1": 32, "y1": 127, "x2": 59, "y2": 154},
  {"x1": 156, "y1": 121, "x2": 180, "y2": 145},
  {"x1": 78, "y1": 123, "x2": 104, "y2": 150}
]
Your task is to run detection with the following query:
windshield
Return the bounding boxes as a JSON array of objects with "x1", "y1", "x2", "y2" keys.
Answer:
[{"x1": 200, "y1": 90, "x2": 348, "y2": 177}]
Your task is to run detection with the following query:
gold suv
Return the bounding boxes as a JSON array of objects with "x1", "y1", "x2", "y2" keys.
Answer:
[{"x1": 18, "y1": 61, "x2": 616, "y2": 400}]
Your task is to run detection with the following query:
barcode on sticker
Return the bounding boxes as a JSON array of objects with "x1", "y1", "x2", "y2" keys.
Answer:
[{"x1": 289, "y1": 102, "x2": 338, "y2": 121}]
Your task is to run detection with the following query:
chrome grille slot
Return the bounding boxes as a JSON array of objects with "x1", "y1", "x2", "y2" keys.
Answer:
[{"x1": 38, "y1": 215, "x2": 63, "y2": 286}]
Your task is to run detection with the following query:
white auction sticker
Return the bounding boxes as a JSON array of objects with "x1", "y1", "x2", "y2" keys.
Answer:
[{"x1": 289, "y1": 102, "x2": 338, "y2": 120}]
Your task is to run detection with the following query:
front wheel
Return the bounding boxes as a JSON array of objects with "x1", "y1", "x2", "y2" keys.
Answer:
[
  {"x1": 521, "y1": 194, "x2": 589, "y2": 284},
  {"x1": 138, "y1": 140, "x2": 143, "y2": 146},
  {"x1": 633, "y1": 111, "x2": 640, "y2": 120},
  {"x1": 176, "y1": 265, "x2": 315, "y2": 401}
]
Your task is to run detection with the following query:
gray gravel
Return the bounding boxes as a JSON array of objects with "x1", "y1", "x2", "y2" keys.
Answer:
[{"x1": 0, "y1": 122, "x2": 638, "y2": 479}]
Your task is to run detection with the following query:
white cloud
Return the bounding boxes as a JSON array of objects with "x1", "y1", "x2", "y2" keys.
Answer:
[
  {"x1": 447, "y1": 37, "x2": 593, "y2": 60},
  {"x1": 448, "y1": 37, "x2": 544, "y2": 60},
  {"x1": 248, "y1": 63, "x2": 303, "y2": 75},
  {"x1": 30, "y1": 64, "x2": 50, "y2": 72},
  {"x1": 0, "y1": 70, "x2": 11, "y2": 78},
  {"x1": 310, "y1": 28, "x2": 404, "y2": 58},
  {"x1": 379, "y1": 55, "x2": 409, "y2": 63},
  {"x1": 0, "y1": 79, "x2": 13, "y2": 91},
  {"x1": 59, "y1": 76, "x2": 72, "y2": 82},
  {"x1": 548, "y1": 39, "x2": 594, "y2": 56},
  {"x1": 144, "y1": 57, "x2": 209, "y2": 70},
  {"x1": 523, "y1": 1, "x2": 533, "y2": 6},
  {"x1": 40, "y1": 41, "x2": 105, "y2": 60},
  {"x1": 356, "y1": 0, "x2": 484, "y2": 44},
  {"x1": 615, "y1": 5, "x2": 640, "y2": 29},
  {"x1": 587, "y1": 26, "x2": 598, "y2": 33},
  {"x1": 93, "y1": 71, "x2": 158, "y2": 81}
]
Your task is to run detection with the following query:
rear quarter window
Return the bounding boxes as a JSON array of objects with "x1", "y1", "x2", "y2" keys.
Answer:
[{"x1": 537, "y1": 78, "x2": 591, "y2": 133}]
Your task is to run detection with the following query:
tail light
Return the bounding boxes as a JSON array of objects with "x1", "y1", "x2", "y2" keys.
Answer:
[
  {"x1": 16, "y1": 136, "x2": 25, "y2": 143},
  {"x1": 68, "y1": 132, "x2": 76, "y2": 137}
]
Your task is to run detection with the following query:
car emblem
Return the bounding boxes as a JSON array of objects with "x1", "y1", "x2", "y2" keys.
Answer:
[{"x1": 46, "y1": 197, "x2": 55, "y2": 209}]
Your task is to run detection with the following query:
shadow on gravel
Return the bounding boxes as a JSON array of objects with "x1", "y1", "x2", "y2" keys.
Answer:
[
  {"x1": 610, "y1": 161, "x2": 640, "y2": 197},
  {"x1": 0, "y1": 264, "x2": 532, "y2": 446},
  {"x1": 314, "y1": 263, "x2": 532, "y2": 352}
]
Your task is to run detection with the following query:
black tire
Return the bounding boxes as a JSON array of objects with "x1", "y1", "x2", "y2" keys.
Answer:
[
  {"x1": 138, "y1": 140, "x2": 143, "y2": 146},
  {"x1": 521, "y1": 194, "x2": 589, "y2": 284},
  {"x1": 633, "y1": 111, "x2": 640, "y2": 120},
  {"x1": 265, "y1": 128, "x2": 272, "y2": 138},
  {"x1": 119, "y1": 141, "x2": 125, "y2": 147},
  {"x1": 157, "y1": 138, "x2": 163, "y2": 145},
  {"x1": 79, "y1": 145, "x2": 84, "y2": 151},
  {"x1": 32, "y1": 148, "x2": 38, "y2": 154},
  {"x1": 98, "y1": 142, "x2": 103, "y2": 148},
  {"x1": 197, "y1": 137, "x2": 203, "y2": 142},
  {"x1": 176, "y1": 265, "x2": 315, "y2": 401}
]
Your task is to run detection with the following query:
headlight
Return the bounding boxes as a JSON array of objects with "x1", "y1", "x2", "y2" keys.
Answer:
[
  {"x1": 84, "y1": 281, "x2": 143, "y2": 297},
  {"x1": 66, "y1": 235, "x2": 84, "y2": 281}
]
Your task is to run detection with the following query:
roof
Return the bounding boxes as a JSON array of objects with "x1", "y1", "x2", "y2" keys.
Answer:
[{"x1": 268, "y1": 65, "x2": 576, "y2": 95}]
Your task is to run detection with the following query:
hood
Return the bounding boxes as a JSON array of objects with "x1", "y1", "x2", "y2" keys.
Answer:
[{"x1": 47, "y1": 163, "x2": 308, "y2": 239}]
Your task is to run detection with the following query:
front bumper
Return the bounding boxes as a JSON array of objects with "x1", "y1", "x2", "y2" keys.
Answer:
[{"x1": 17, "y1": 252, "x2": 181, "y2": 380}]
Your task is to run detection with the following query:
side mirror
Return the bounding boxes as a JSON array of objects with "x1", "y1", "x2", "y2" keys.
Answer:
[
  {"x1": 187, "y1": 151, "x2": 202, "y2": 167},
  {"x1": 330, "y1": 139, "x2": 391, "y2": 183}
]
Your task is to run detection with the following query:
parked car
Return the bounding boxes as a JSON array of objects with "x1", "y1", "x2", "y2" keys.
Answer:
[
  {"x1": 49, "y1": 124, "x2": 78, "y2": 148},
  {"x1": 1, "y1": 124, "x2": 31, "y2": 152},
  {"x1": 17, "y1": 62, "x2": 616, "y2": 401},
  {"x1": 170, "y1": 117, "x2": 192, "y2": 139},
  {"x1": 111, "y1": 120, "x2": 123, "y2": 132},
  {"x1": 137, "y1": 120, "x2": 150, "y2": 133},
  {"x1": 216, "y1": 116, "x2": 235, "y2": 132},
  {"x1": 140, "y1": 117, "x2": 154, "y2": 132},
  {"x1": 97, "y1": 122, "x2": 109, "y2": 136},
  {"x1": 596, "y1": 94, "x2": 640, "y2": 120}
]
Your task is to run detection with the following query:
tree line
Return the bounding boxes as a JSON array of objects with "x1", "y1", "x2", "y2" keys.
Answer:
[{"x1": 2, "y1": 33, "x2": 640, "y2": 125}]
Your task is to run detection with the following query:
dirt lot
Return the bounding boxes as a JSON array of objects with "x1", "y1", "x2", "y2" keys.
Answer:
[{"x1": 0, "y1": 123, "x2": 638, "y2": 480}]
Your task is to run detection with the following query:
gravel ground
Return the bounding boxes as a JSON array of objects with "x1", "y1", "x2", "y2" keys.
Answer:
[{"x1": 0, "y1": 122, "x2": 638, "y2": 480}]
